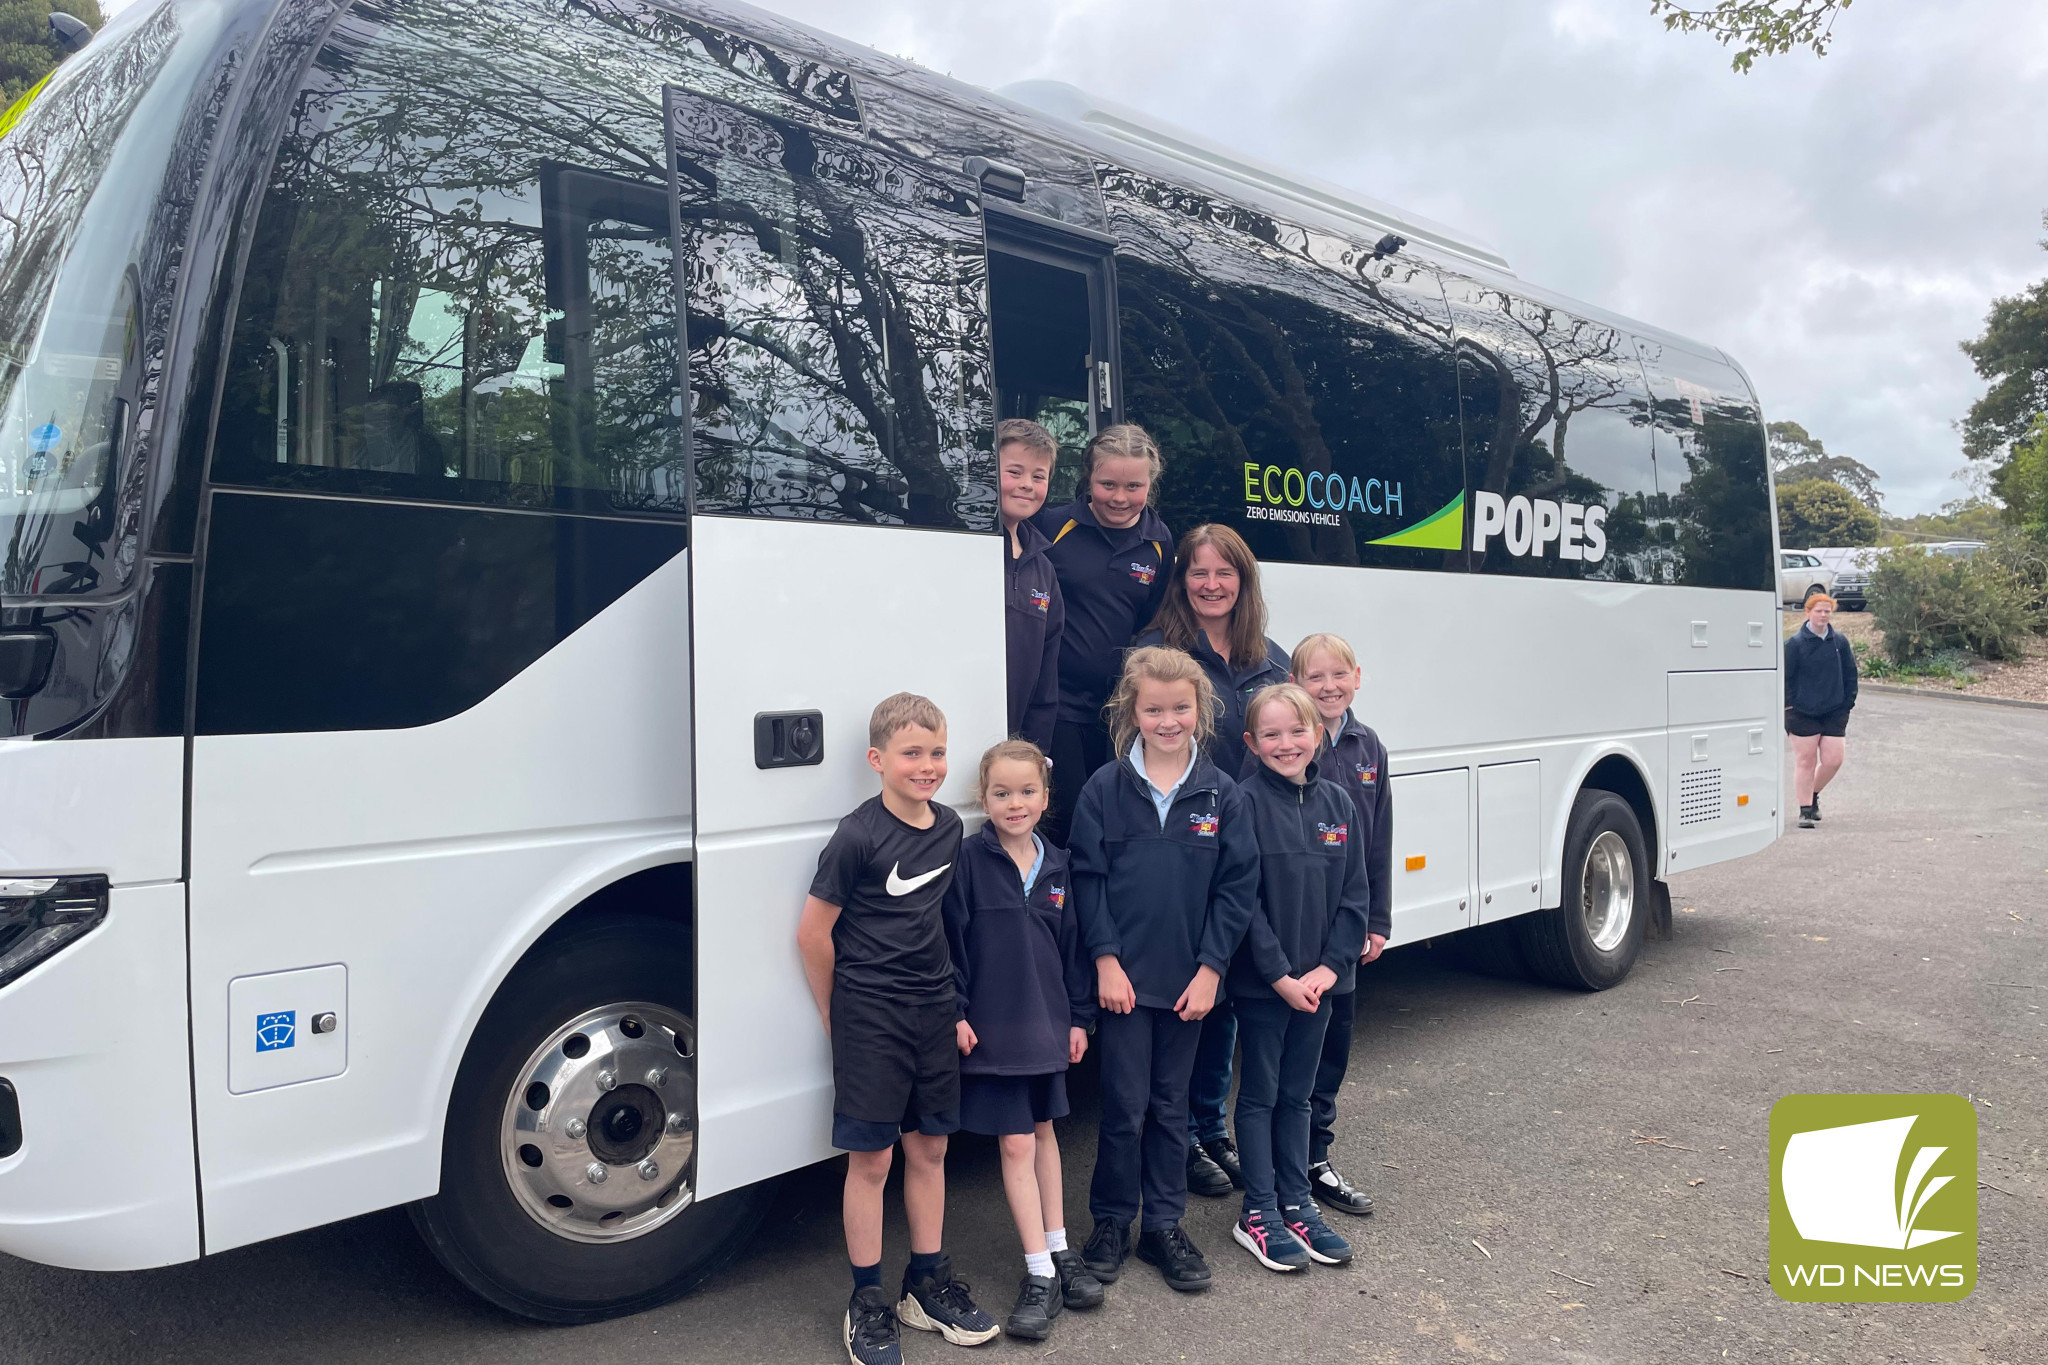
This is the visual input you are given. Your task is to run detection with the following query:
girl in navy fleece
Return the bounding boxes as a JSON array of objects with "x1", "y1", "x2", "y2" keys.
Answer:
[
  {"x1": 1069, "y1": 647, "x2": 1259, "y2": 1293},
  {"x1": 943, "y1": 740, "x2": 1102, "y2": 1339},
  {"x1": 1227, "y1": 684, "x2": 1370, "y2": 1275},
  {"x1": 1032, "y1": 424, "x2": 1175, "y2": 842}
]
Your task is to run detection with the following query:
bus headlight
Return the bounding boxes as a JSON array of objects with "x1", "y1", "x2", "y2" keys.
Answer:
[{"x1": 0, "y1": 876, "x2": 110, "y2": 991}]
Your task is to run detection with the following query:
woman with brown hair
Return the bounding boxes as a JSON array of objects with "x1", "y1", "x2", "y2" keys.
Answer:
[{"x1": 1131, "y1": 523, "x2": 1290, "y2": 1200}]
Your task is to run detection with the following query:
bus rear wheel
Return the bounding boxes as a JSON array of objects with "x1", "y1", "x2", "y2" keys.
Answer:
[
  {"x1": 410, "y1": 914, "x2": 773, "y2": 1323},
  {"x1": 1516, "y1": 790, "x2": 1649, "y2": 990}
]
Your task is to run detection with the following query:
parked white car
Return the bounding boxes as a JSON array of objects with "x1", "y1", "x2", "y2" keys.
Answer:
[
  {"x1": 1778, "y1": 549, "x2": 1838, "y2": 606},
  {"x1": 1811, "y1": 546, "x2": 1882, "y2": 611}
]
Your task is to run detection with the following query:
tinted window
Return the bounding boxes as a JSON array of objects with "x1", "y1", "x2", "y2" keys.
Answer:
[
  {"x1": 212, "y1": 8, "x2": 704, "y2": 513},
  {"x1": 1637, "y1": 338, "x2": 1774, "y2": 592},
  {"x1": 1443, "y1": 275, "x2": 1664, "y2": 583},
  {"x1": 668, "y1": 87, "x2": 994, "y2": 529},
  {"x1": 1104, "y1": 168, "x2": 1465, "y2": 570}
]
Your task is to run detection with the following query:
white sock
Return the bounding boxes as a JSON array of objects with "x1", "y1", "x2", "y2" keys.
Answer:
[
  {"x1": 1025, "y1": 1250, "x2": 1054, "y2": 1278},
  {"x1": 1044, "y1": 1227, "x2": 1068, "y2": 1253}
]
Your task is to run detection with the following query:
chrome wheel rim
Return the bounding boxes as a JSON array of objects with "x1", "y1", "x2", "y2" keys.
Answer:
[
  {"x1": 1580, "y1": 831, "x2": 1634, "y2": 953},
  {"x1": 500, "y1": 1003, "x2": 696, "y2": 1243}
]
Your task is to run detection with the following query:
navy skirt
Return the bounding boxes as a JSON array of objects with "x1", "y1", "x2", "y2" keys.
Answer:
[{"x1": 960, "y1": 1071, "x2": 1070, "y2": 1136}]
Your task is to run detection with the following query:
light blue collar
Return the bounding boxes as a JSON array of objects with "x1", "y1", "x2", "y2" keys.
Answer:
[
  {"x1": 1131, "y1": 737, "x2": 1197, "y2": 827},
  {"x1": 1020, "y1": 833, "x2": 1046, "y2": 896}
]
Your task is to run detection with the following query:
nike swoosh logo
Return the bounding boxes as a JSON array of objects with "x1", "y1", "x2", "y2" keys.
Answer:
[{"x1": 885, "y1": 862, "x2": 950, "y2": 897}]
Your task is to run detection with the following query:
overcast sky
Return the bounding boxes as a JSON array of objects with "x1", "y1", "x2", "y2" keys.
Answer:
[{"x1": 106, "y1": 0, "x2": 2048, "y2": 513}]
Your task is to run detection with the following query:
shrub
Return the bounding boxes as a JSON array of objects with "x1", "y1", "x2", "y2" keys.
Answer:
[{"x1": 1867, "y1": 545, "x2": 2038, "y2": 664}]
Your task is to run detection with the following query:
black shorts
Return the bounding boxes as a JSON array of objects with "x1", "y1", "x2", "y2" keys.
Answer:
[
  {"x1": 1787, "y1": 707, "x2": 1850, "y2": 738},
  {"x1": 959, "y1": 1071, "x2": 1070, "y2": 1136},
  {"x1": 830, "y1": 989, "x2": 960, "y2": 1151}
]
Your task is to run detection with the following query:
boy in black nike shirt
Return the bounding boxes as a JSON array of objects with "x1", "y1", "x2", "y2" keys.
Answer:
[{"x1": 798, "y1": 693, "x2": 996, "y2": 1365}]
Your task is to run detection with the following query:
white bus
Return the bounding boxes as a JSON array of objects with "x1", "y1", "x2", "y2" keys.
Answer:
[{"x1": 0, "y1": 0, "x2": 1782, "y2": 1322}]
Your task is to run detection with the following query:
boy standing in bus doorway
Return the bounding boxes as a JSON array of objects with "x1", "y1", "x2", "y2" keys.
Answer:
[
  {"x1": 798, "y1": 695, "x2": 999, "y2": 1365},
  {"x1": 998, "y1": 420, "x2": 1065, "y2": 754}
]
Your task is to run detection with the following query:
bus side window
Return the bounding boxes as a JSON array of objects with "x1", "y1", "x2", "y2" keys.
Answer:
[
  {"x1": 1441, "y1": 276, "x2": 1663, "y2": 583},
  {"x1": 1103, "y1": 166, "x2": 1465, "y2": 571},
  {"x1": 1636, "y1": 339, "x2": 1775, "y2": 593},
  {"x1": 667, "y1": 87, "x2": 995, "y2": 531}
]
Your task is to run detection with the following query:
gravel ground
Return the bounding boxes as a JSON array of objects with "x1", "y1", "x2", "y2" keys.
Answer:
[{"x1": 1, "y1": 690, "x2": 2042, "y2": 1365}]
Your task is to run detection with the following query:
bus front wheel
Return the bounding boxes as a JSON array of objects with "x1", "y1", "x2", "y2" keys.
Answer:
[
  {"x1": 1516, "y1": 790, "x2": 1649, "y2": 990},
  {"x1": 410, "y1": 914, "x2": 774, "y2": 1323}
]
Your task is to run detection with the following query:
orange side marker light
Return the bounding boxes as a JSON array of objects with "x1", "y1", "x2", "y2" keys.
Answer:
[
  {"x1": 1736, "y1": 794, "x2": 1750, "y2": 807},
  {"x1": 1405, "y1": 855, "x2": 1426, "y2": 871}
]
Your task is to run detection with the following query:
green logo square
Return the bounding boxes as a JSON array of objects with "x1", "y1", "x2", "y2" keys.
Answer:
[{"x1": 1769, "y1": 1093, "x2": 1976, "y2": 1302}]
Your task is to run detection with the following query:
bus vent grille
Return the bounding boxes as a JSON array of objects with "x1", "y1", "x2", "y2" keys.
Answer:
[{"x1": 1678, "y1": 768, "x2": 1723, "y2": 826}]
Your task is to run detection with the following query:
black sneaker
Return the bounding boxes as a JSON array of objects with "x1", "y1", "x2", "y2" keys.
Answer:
[
  {"x1": 1811, "y1": 792, "x2": 1822, "y2": 821},
  {"x1": 1135, "y1": 1223, "x2": 1212, "y2": 1293},
  {"x1": 1798, "y1": 805, "x2": 1816, "y2": 829},
  {"x1": 1050, "y1": 1248, "x2": 1105, "y2": 1308},
  {"x1": 846, "y1": 1284, "x2": 902, "y2": 1365},
  {"x1": 1081, "y1": 1217, "x2": 1129, "y2": 1284},
  {"x1": 1004, "y1": 1274, "x2": 1061, "y2": 1341},
  {"x1": 1310, "y1": 1160, "x2": 1375, "y2": 1216},
  {"x1": 897, "y1": 1256, "x2": 999, "y2": 1346},
  {"x1": 1199, "y1": 1135, "x2": 1245, "y2": 1189},
  {"x1": 1186, "y1": 1142, "x2": 1233, "y2": 1197}
]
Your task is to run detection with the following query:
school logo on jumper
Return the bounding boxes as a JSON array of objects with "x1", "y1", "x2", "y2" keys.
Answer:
[
  {"x1": 1128, "y1": 561, "x2": 1156, "y2": 585},
  {"x1": 1316, "y1": 822, "x2": 1349, "y2": 847},
  {"x1": 1047, "y1": 884, "x2": 1065, "y2": 910},
  {"x1": 884, "y1": 862, "x2": 951, "y2": 897},
  {"x1": 1355, "y1": 762, "x2": 1378, "y2": 787},
  {"x1": 1029, "y1": 587, "x2": 1051, "y2": 613},
  {"x1": 1471, "y1": 490, "x2": 1609, "y2": 563},
  {"x1": 1186, "y1": 812, "x2": 1219, "y2": 837},
  {"x1": 1769, "y1": 1094, "x2": 1976, "y2": 1302}
]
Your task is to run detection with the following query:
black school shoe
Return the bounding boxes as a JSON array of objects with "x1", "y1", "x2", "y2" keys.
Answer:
[
  {"x1": 1135, "y1": 1223, "x2": 1212, "y2": 1293},
  {"x1": 846, "y1": 1285, "x2": 903, "y2": 1365},
  {"x1": 1004, "y1": 1274, "x2": 1061, "y2": 1341},
  {"x1": 1081, "y1": 1217, "x2": 1130, "y2": 1283},
  {"x1": 1310, "y1": 1160, "x2": 1375, "y2": 1215},
  {"x1": 897, "y1": 1256, "x2": 999, "y2": 1346},
  {"x1": 1186, "y1": 1142, "x2": 1233, "y2": 1197},
  {"x1": 1811, "y1": 792, "x2": 1822, "y2": 821},
  {"x1": 1798, "y1": 805, "x2": 1816, "y2": 829},
  {"x1": 1199, "y1": 1135, "x2": 1245, "y2": 1189},
  {"x1": 1051, "y1": 1248, "x2": 1106, "y2": 1308}
]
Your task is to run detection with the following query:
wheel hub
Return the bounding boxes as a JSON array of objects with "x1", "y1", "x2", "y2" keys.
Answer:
[
  {"x1": 1580, "y1": 830, "x2": 1634, "y2": 953},
  {"x1": 500, "y1": 1003, "x2": 696, "y2": 1243}
]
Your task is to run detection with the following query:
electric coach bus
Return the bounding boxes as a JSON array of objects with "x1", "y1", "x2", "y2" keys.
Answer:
[{"x1": 0, "y1": 0, "x2": 1783, "y2": 1321}]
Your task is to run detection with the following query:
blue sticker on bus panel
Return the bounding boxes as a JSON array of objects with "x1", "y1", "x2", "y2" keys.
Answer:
[{"x1": 255, "y1": 1011, "x2": 296, "y2": 1052}]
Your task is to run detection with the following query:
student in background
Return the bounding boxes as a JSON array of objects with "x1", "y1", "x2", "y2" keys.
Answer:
[
  {"x1": 796, "y1": 695, "x2": 996, "y2": 1365},
  {"x1": 1226, "y1": 683, "x2": 1369, "y2": 1273},
  {"x1": 1033, "y1": 424, "x2": 1173, "y2": 843},
  {"x1": 1131, "y1": 523, "x2": 1289, "y2": 1201},
  {"x1": 1784, "y1": 593, "x2": 1856, "y2": 829},
  {"x1": 1290, "y1": 632, "x2": 1392, "y2": 1217},
  {"x1": 1069, "y1": 646, "x2": 1258, "y2": 1295},
  {"x1": 944, "y1": 740, "x2": 1103, "y2": 1341},
  {"x1": 997, "y1": 420, "x2": 1065, "y2": 753}
]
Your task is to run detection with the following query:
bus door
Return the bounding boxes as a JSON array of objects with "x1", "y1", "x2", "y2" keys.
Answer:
[{"x1": 663, "y1": 86, "x2": 1007, "y2": 1198}]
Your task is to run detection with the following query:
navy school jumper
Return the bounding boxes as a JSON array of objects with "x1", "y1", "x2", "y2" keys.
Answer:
[
  {"x1": 1068, "y1": 747, "x2": 1260, "y2": 1008},
  {"x1": 1131, "y1": 626, "x2": 1290, "y2": 782},
  {"x1": 1783, "y1": 622, "x2": 1859, "y2": 718},
  {"x1": 1005, "y1": 517, "x2": 1066, "y2": 753},
  {"x1": 1226, "y1": 758, "x2": 1373, "y2": 998},
  {"x1": 943, "y1": 824, "x2": 1094, "y2": 1077},
  {"x1": 1317, "y1": 711, "x2": 1394, "y2": 943},
  {"x1": 1031, "y1": 500, "x2": 1174, "y2": 727}
]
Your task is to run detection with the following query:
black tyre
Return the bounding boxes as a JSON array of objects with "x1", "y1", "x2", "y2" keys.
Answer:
[
  {"x1": 410, "y1": 914, "x2": 774, "y2": 1323},
  {"x1": 1802, "y1": 583, "x2": 1827, "y2": 605},
  {"x1": 1514, "y1": 790, "x2": 1649, "y2": 990}
]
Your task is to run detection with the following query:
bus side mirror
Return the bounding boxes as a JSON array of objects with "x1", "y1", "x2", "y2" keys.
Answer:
[
  {"x1": 48, "y1": 12, "x2": 93, "y2": 55},
  {"x1": 0, "y1": 630, "x2": 56, "y2": 699}
]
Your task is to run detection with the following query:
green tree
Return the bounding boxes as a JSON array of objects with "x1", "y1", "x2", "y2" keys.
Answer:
[
  {"x1": 1996, "y1": 413, "x2": 2048, "y2": 531},
  {"x1": 1648, "y1": 0, "x2": 1852, "y2": 73},
  {"x1": 1959, "y1": 215, "x2": 2048, "y2": 470},
  {"x1": 1881, "y1": 496, "x2": 2005, "y2": 546},
  {"x1": 1766, "y1": 418, "x2": 1882, "y2": 509},
  {"x1": 1777, "y1": 477, "x2": 1879, "y2": 546},
  {"x1": 1, "y1": 1, "x2": 103, "y2": 105}
]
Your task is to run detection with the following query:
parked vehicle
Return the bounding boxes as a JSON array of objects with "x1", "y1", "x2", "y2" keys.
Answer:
[
  {"x1": 1811, "y1": 547, "x2": 1880, "y2": 610},
  {"x1": 1779, "y1": 550, "x2": 1838, "y2": 606}
]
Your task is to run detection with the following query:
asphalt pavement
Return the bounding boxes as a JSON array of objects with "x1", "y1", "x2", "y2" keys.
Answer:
[{"x1": 3, "y1": 689, "x2": 2043, "y2": 1365}]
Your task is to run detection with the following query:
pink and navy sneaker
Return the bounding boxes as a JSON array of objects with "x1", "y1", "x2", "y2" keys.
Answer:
[{"x1": 1232, "y1": 1209, "x2": 1310, "y2": 1272}]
